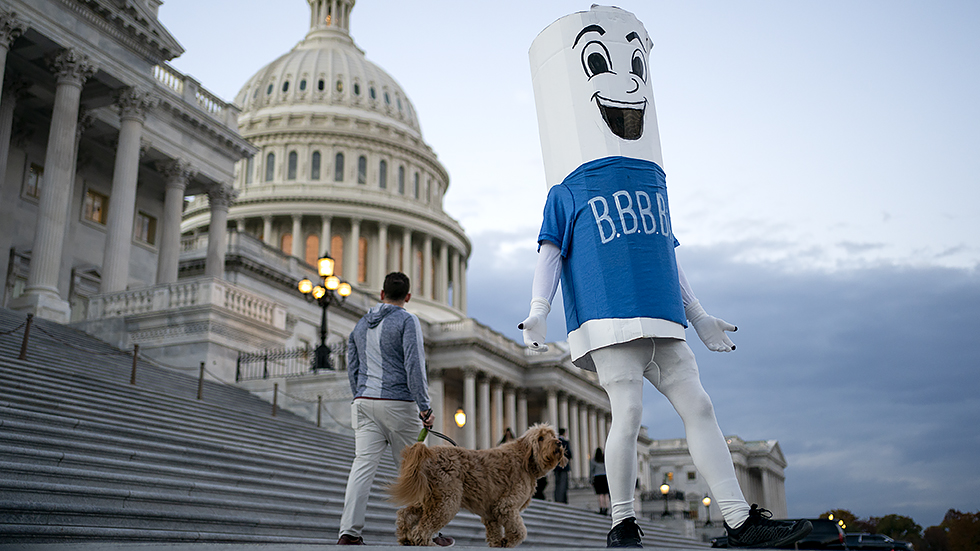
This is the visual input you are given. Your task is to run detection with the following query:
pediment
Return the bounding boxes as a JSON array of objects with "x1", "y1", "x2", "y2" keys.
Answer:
[{"x1": 75, "y1": 0, "x2": 184, "y2": 61}]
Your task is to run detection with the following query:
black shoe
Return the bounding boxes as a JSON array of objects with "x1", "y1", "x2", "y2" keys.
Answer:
[
  {"x1": 337, "y1": 534, "x2": 364, "y2": 545},
  {"x1": 607, "y1": 517, "x2": 643, "y2": 548},
  {"x1": 725, "y1": 504, "x2": 812, "y2": 548}
]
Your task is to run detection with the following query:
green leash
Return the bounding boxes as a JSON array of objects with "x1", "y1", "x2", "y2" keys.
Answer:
[{"x1": 417, "y1": 427, "x2": 459, "y2": 447}]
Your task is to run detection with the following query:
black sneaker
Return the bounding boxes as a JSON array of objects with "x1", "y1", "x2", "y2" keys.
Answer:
[
  {"x1": 725, "y1": 504, "x2": 812, "y2": 548},
  {"x1": 607, "y1": 517, "x2": 644, "y2": 548}
]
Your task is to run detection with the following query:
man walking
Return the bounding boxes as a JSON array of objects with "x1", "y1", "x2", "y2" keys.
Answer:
[
  {"x1": 554, "y1": 428, "x2": 572, "y2": 503},
  {"x1": 337, "y1": 272, "x2": 453, "y2": 546}
]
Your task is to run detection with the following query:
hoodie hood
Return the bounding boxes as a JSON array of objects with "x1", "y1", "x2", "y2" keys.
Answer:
[{"x1": 365, "y1": 302, "x2": 402, "y2": 328}]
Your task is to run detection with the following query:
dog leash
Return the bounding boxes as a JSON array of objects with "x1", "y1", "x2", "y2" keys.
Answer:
[{"x1": 417, "y1": 427, "x2": 458, "y2": 447}]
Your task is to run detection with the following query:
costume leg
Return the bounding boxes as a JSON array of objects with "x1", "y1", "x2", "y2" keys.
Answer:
[
  {"x1": 593, "y1": 339, "x2": 654, "y2": 527},
  {"x1": 648, "y1": 339, "x2": 750, "y2": 528},
  {"x1": 339, "y1": 400, "x2": 389, "y2": 538}
]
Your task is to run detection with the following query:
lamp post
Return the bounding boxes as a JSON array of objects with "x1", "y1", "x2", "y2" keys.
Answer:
[
  {"x1": 660, "y1": 483, "x2": 671, "y2": 517},
  {"x1": 298, "y1": 253, "x2": 352, "y2": 371},
  {"x1": 702, "y1": 495, "x2": 712, "y2": 526}
]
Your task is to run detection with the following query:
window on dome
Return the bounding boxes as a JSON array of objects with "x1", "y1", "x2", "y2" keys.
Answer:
[
  {"x1": 336, "y1": 80, "x2": 343, "y2": 93},
  {"x1": 397, "y1": 97, "x2": 402, "y2": 111},
  {"x1": 253, "y1": 87, "x2": 259, "y2": 99},
  {"x1": 311, "y1": 151, "x2": 321, "y2": 180},
  {"x1": 265, "y1": 153, "x2": 275, "y2": 181},
  {"x1": 413, "y1": 172, "x2": 420, "y2": 198},
  {"x1": 357, "y1": 237, "x2": 368, "y2": 283},
  {"x1": 384, "y1": 92, "x2": 390, "y2": 105},
  {"x1": 318, "y1": 79, "x2": 325, "y2": 91},
  {"x1": 282, "y1": 81, "x2": 289, "y2": 92},
  {"x1": 353, "y1": 83, "x2": 360, "y2": 96},
  {"x1": 331, "y1": 235, "x2": 344, "y2": 276},
  {"x1": 357, "y1": 156, "x2": 367, "y2": 185},
  {"x1": 370, "y1": 87, "x2": 376, "y2": 99},
  {"x1": 305, "y1": 235, "x2": 319, "y2": 266},
  {"x1": 334, "y1": 153, "x2": 345, "y2": 182},
  {"x1": 299, "y1": 79, "x2": 307, "y2": 91},
  {"x1": 397, "y1": 166, "x2": 405, "y2": 194},
  {"x1": 379, "y1": 160, "x2": 387, "y2": 189},
  {"x1": 266, "y1": 83, "x2": 273, "y2": 95},
  {"x1": 281, "y1": 233, "x2": 292, "y2": 255},
  {"x1": 287, "y1": 151, "x2": 298, "y2": 180}
]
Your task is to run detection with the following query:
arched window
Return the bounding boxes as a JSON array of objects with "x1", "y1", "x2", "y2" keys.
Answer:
[
  {"x1": 311, "y1": 151, "x2": 321, "y2": 180},
  {"x1": 413, "y1": 172, "x2": 420, "y2": 198},
  {"x1": 282, "y1": 81, "x2": 289, "y2": 92},
  {"x1": 281, "y1": 233, "x2": 292, "y2": 255},
  {"x1": 357, "y1": 155, "x2": 367, "y2": 185},
  {"x1": 334, "y1": 152, "x2": 344, "y2": 182},
  {"x1": 287, "y1": 151, "x2": 297, "y2": 180},
  {"x1": 398, "y1": 166, "x2": 405, "y2": 194},
  {"x1": 331, "y1": 235, "x2": 344, "y2": 277},
  {"x1": 379, "y1": 160, "x2": 387, "y2": 189},
  {"x1": 358, "y1": 237, "x2": 368, "y2": 283},
  {"x1": 265, "y1": 153, "x2": 275, "y2": 182},
  {"x1": 305, "y1": 234, "x2": 319, "y2": 266}
]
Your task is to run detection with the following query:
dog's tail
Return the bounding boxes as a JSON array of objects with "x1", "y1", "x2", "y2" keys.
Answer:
[{"x1": 388, "y1": 442, "x2": 435, "y2": 506}]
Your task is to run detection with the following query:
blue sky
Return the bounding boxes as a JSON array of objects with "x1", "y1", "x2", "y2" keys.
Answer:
[{"x1": 159, "y1": 1, "x2": 980, "y2": 527}]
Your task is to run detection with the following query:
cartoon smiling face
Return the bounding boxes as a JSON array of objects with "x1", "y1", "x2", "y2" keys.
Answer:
[
  {"x1": 573, "y1": 23, "x2": 650, "y2": 141},
  {"x1": 530, "y1": 6, "x2": 664, "y2": 187}
]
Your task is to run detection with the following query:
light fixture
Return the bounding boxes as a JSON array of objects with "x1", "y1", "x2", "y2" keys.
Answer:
[
  {"x1": 325, "y1": 275, "x2": 340, "y2": 290},
  {"x1": 454, "y1": 408, "x2": 466, "y2": 428},
  {"x1": 660, "y1": 483, "x2": 670, "y2": 495},
  {"x1": 317, "y1": 255, "x2": 335, "y2": 277},
  {"x1": 702, "y1": 496, "x2": 711, "y2": 507},
  {"x1": 312, "y1": 286, "x2": 326, "y2": 299},
  {"x1": 298, "y1": 278, "x2": 313, "y2": 294},
  {"x1": 338, "y1": 282, "x2": 352, "y2": 297}
]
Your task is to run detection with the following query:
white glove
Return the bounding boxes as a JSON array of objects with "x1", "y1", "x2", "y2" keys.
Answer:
[
  {"x1": 685, "y1": 300, "x2": 737, "y2": 352},
  {"x1": 519, "y1": 297, "x2": 551, "y2": 352}
]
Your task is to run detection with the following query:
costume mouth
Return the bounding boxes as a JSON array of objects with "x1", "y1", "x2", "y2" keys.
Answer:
[{"x1": 594, "y1": 94, "x2": 646, "y2": 141}]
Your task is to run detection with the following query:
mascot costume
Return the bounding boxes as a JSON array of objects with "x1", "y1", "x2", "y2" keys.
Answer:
[{"x1": 521, "y1": 6, "x2": 812, "y2": 548}]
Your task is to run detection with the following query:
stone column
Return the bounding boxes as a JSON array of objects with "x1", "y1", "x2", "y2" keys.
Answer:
[
  {"x1": 204, "y1": 183, "x2": 238, "y2": 278},
  {"x1": 17, "y1": 49, "x2": 96, "y2": 321},
  {"x1": 402, "y1": 230, "x2": 413, "y2": 276},
  {"x1": 290, "y1": 214, "x2": 303, "y2": 259},
  {"x1": 0, "y1": 76, "x2": 29, "y2": 191},
  {"x1": 463, "y1": 369, "x2": 477, "y2": 450},
  {"x1": 579, "y1": 406, "x2": 590, "y2": 462},
  {"x1": 504, "y1": 386, "x2": 516, "y2": 437},
  {"x1": 546, "y1": 388, "x2": 559, "y2": 429},
  {"x1": 101, "y1": 88, "x2": 155, "y2": 293},
  {"x1": 598, "y1": 413, "x2": 608, "y2": 452},
  {"x1": 451, "y1": 248, "x2": 460, "y2": 309},
  {"x1": 569, "y1": 399, "x2": 582, "y2": 478},
  {"x1": 0, "y1": 11, "x2": 27, "y2": 100},
  {"x1": 517, "y1": 389, "x2": 528, "y2": 435},
  {"x1": 422, "y1": 234, "x2": 433, "y2": 299},
  {"x1": 348, "y1": 217, "x2": 361, "y2": 283},
  {"x1": 235, "y1": 218, "x2": 245, "y2": 233},
  {"x1": 438, "y1": 241, "x2": 449, "y2": 303},
  {"x1": 376, "y1": 222, "x2": 388, "y2": 286},
  {"x1": 428, "y1": 369, "x2": 445, "y2": 445},
  {"x1": 491, "y1": 380, "x2": 503, "y2": 444},
  {"x1": 320, "y1": 215, "x2": 332, "y2": 256},
  {"x1": 460, "y1": 258, "x2": 468, "y2": 314},
  {"x1": 558, "y1": 394, "x2": 569, "y2": 433},
  {"x1": 262, "y1": 215, "x2": 273, "y2": 246},
  {"x1": 588, "y1": 407, "x2": 599, "y2": 458},
  {"x1": 155, "y1": 159, "x2": 193, "y2": 284},
  {"x1": 477, "y1": 376, "x2": 490, "y2": 449}
]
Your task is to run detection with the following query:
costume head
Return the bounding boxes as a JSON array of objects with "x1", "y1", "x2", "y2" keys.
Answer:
[{"x1": 529, "y1": 5, "x2": 664, "y2": 187}]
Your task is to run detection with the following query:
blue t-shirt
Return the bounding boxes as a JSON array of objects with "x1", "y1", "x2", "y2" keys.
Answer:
[{"x1": 538, "y1": 156, "x2": 686, "y2": 335}]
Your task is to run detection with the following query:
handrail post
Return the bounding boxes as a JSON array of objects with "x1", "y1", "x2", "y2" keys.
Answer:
[
  {"x1": 317, "y1": 395, "x2": 322, "y2": 427},
  {"x1": 18, "y1": 314, "x2": 33, "y2": 360},
  {"x1": 130, "y1": 344, "x2": 139, "y2": 385},
  {"x1": 197, "y1": 362, "x2": 205, "y2": 400},
  {"x1": 272, "y1": 383, "x2": 278, "y2": 416}
]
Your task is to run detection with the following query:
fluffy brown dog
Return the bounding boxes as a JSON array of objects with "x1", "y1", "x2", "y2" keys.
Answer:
[{"x1": 389, "y1": 423, "x2": 568, "y2": 547}]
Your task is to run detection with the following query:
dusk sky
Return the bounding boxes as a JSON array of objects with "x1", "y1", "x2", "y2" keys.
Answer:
[{"x1": 159, "y1": 1, "x2": 979, "y2": 528}]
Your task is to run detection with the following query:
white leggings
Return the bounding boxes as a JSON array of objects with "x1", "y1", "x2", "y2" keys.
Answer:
[{"x1": 592, "y1": 338, "x2": 750, "y2": 529}]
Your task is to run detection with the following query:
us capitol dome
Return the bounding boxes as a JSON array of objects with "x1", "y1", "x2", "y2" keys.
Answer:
[{"x1": 182, "y1": 0, "x2": 470, "y2": 321}]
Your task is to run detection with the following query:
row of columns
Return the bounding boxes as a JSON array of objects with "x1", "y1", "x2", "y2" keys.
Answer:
[
  {"x1": 0, "y1": 21, "x2": 238, "y2": 319},
  {"x1": 247, "y1": 213, "x2": 467, "y2": 310},
  {"x1": 441, "y1": 368, "x2": 609, "y2": 481}
]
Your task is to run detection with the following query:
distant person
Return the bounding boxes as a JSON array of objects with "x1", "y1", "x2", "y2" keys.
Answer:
[
  {"x1": 533, "y1": 475, "x2": 548, "y2": 500},
  {"x1": 338, "y1": 272, "x2": 453, "y2": 547},
  {"x1": 499, "y1": 427, "x2": 516, "y2": 445},
  {"x1": 554, "y1": 428, "x2": 572, "y2": 503},
  {"x1": 590, "y1": 448, "x2": 609, "y2": 516}
]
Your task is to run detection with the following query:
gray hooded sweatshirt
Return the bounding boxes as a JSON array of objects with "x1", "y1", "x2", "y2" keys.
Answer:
[{"x1": 347, "y1": 303, "x2": 430, "y2": 411}]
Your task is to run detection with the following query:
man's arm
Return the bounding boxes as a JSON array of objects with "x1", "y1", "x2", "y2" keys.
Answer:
[
  {"x1": 347, "y1": 332, "x2": 359, "y2": 397},
  {"x1": 402, "y1": 314, "x2": 431, "y2": 413}
]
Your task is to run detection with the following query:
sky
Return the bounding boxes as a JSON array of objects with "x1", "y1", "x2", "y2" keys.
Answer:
[{"x1": 158, "y1": 0, "x2": 980, "y2": 529}]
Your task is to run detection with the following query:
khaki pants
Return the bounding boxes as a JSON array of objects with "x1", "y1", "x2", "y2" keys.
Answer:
[{"x1": 339, "y1": 399, "x2": 422, "y2": 538}]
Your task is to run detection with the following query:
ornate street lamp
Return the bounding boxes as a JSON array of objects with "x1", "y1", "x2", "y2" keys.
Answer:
[
  {"x1": 298, "y1": 253, "x2": 352, "y2": 371},
  {"x1": 702, "y1": 495, "x2": 712, "y2": 526},
  {"x1": 660, "y1": 482, "x2": 671, "y2": 517}
]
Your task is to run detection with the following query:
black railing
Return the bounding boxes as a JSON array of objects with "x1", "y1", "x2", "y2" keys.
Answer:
[{"x1": 236, "y1": 344, "x2": 345, "y2": 381}]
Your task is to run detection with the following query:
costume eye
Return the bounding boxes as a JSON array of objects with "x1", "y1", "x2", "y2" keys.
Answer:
[
  {"x1": 631, "y1": 49, "x2": 646, "y2": 82},
  {"x1": 581, "y1": 41, "x2": 612, "y2": 79}
]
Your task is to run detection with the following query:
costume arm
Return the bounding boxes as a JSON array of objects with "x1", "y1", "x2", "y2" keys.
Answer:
[
  {"x1": 678, "y1": 259, "x2": 738, "y2": 353},
  {"x1": 519, "y1": 241, "x2": 562, "y2": 351}
]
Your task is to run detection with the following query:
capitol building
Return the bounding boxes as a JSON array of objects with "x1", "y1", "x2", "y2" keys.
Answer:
[{"x1": 0, "y1": 0, "x2": 788, "y2": 522}]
